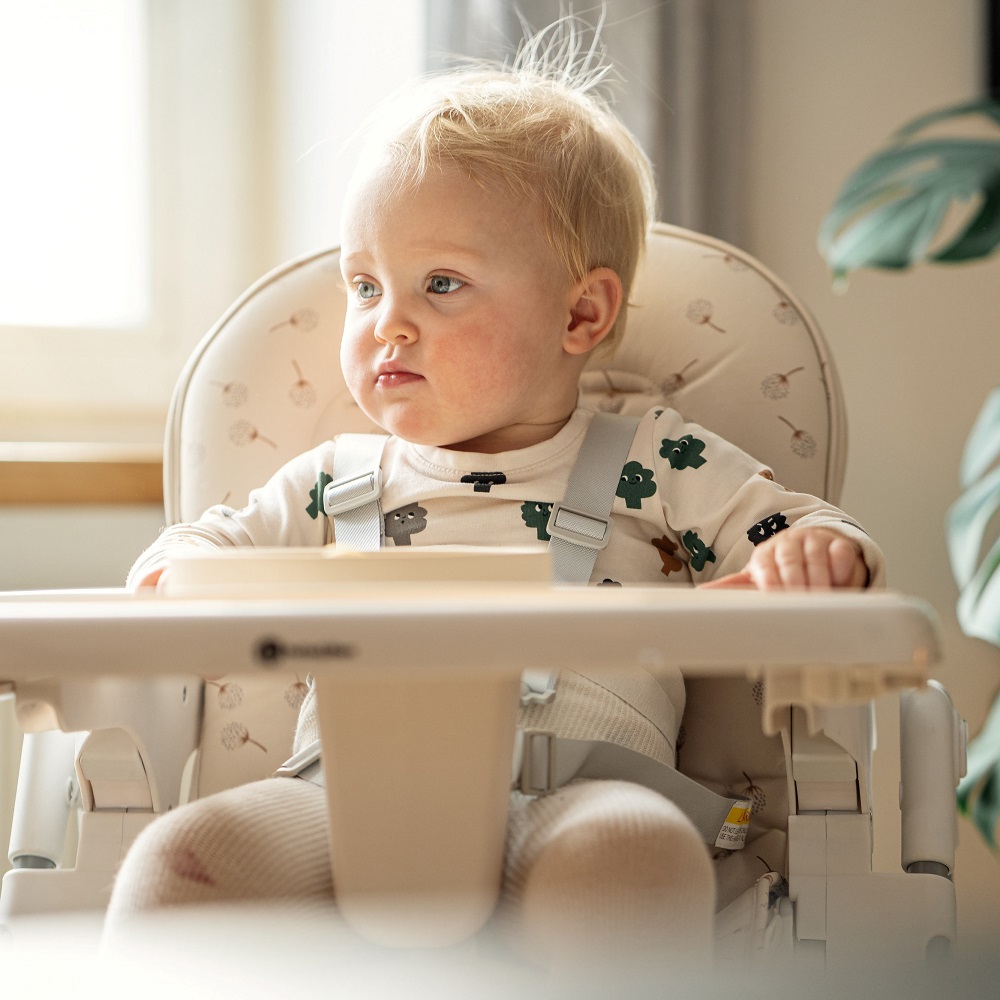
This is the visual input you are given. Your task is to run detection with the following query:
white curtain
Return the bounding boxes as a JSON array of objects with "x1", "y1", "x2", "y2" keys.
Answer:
[{"x1": 423, "y1": 0, "x2": 750, "y2": 247}]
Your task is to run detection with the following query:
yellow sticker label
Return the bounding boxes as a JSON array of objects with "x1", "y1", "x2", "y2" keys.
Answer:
[
  {"x1": 715, "y1": 799, "x2": 752, "y2": 850},
  {"x1": 725, "y1": 805, "x2": 752, "y2": 827}
]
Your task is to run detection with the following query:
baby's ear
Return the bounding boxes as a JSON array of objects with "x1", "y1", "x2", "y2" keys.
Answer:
[{"x1": 564, "y1": 267, "x2": 623, "y2": 355}]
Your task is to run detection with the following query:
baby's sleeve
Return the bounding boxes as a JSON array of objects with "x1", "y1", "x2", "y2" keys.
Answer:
[
  {"x1": 126, "y1": 442, "x2": 338, "y2": 589},
  {"x1": 650, "y1": 410, "x2": 885, "y2": 587}
]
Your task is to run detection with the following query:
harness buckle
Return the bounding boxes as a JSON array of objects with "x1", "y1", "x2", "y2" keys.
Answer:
[
  {"x1": 546, "y1": 502, "x2": 612, "y2": 550},
  {"x1": 517, "y1": 729, "x2": 557, "y2": 797},
  {"x1": 520, "y1": 669, "x2": 558, "y2": 706},
  {"x1": 324, "y1": 469, "x2": 383, "y2": 516}
]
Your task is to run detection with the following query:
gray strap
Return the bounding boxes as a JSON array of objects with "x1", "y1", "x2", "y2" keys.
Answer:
[
  {"x1": 323, "y1": 434, "x2": 389, "y2": 552},
  {"x1": 548, "y1": 412, "x2": 640, "y2": 585},
  {"x1": 516, "y1": 731, "x2": 751, "y2": 850},
  {"x1": 524, "y1": 413, "x2": 637, "y2": 702},
  {"x1": 274, "y1": 739, "x2": 323, "y2": 784},
  {"x1": 308, "y1": 420, "x2": 745, "y2": 848},
  {"x1": 572, "y1": 664, "x2": 680, "y2": 755}
]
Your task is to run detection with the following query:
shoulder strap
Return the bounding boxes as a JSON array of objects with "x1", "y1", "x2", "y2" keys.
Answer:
[
  {"x1": 547, "y1": 412, "x2": 640, "y2": 585},
  {"x1": 323, "y1": 434, "x2": 390, "y2": 551}
]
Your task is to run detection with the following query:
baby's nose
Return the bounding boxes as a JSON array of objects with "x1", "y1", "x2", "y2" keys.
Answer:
[{"x1": 374, "y1": 305, "x2": 418, "y2": 344}]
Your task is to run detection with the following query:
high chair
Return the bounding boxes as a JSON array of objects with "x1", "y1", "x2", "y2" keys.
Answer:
[{"x1": 0, "y1": 224, "x2": 963, "y2": 969}]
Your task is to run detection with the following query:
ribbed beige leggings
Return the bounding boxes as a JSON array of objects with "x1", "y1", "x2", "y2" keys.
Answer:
[{"x1": 104, "y1": 775, "x2": 715, "y2": 973}]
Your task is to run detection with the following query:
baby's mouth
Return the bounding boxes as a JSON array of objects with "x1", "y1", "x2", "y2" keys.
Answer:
[{"x1": 376, "y1": 369, "x2": 423, "y2": 387}]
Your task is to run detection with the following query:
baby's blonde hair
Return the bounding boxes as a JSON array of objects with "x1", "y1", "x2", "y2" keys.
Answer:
[{"x1": 356, "y1": 20, "x2": 657, "y2": 350}]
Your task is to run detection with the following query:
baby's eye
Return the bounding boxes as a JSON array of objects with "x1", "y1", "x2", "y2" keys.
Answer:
[
  {"x1": 427, "y1": 274, "x2": 464, "y2": 295},
  {"x1": 354, "y1": 279, "x2": 381, "y2": 301}
]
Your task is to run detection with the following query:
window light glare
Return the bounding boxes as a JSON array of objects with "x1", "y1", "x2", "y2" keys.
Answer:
[{"x1": 0, "y1": 0, "x2": 149, "y2": 329}]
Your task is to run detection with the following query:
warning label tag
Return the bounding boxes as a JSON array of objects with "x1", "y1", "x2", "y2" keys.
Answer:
[{"x1": 714, "y1": 800, "x2": 752, "y2": 850}]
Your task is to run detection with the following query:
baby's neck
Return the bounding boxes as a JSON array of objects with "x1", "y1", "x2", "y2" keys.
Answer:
[{"x1": 440, "y1": 412, "x2": 577, "y2": 454}]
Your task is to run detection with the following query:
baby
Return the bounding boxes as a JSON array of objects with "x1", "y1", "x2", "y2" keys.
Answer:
[{"x1": 107, "y1": 32, "x2": 881, "y2": 976}]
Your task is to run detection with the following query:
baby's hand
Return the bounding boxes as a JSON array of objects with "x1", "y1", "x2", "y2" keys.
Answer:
[
  {"x1": 132, "y1": 567, "x2": 167, "y2": 591},
  {"x1": 699, "y1": 527, "x2": 867, "y2": 591}
]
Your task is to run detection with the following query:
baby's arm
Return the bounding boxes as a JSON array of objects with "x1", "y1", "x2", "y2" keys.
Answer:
[
  {"x1": 647, "y1": 409, "x2": 881, "y2": 591},
  {"x1": 700, "y1": 526, "x2": 868, "y2": 591},
  {"x1": 126, "y1": 441, "x2": 337, "y2": 593}
]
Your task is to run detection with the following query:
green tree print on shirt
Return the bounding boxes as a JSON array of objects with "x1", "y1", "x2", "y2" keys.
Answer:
[
  {"x1": 306, "y1": 471, "x2": 334, "y2": 519},
  {"x1": 660, "y1": 434, "x2": 707, "y2": 470},
  {"x1": 682, "y1": 530, "x2": 716, "y2": 571},
  {"x1": 521, "y1": 501, "x2": 552, "y2": 541},
  {"x1": 617, "y1": 461, "x2": 656, "y2": 509}
]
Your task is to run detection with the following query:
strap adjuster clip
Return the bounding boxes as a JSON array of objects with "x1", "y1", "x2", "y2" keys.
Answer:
[
  {"x1": 324, "y1": 469, "x2": 383, "y2": 516},
  {"x1": 546, "y1": 502, "x2": 612, "y2": 550},
  {"x1": 517, "y1": 729, "x2": 557, "y2": 796}
]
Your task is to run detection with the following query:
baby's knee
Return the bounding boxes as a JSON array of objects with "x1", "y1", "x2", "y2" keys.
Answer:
[
  {"x1": 111, "y1": 791, "x2": 242, "y2": 904},
  {"x1": 532, "y1": 780, "x2": 714, "y2": 894},
  {"x1": 503, "y1": 781, "x2": 716, "y2": 972},
  {"x1": 108, "y1": 778, "x2": 329, "y2": 918}
]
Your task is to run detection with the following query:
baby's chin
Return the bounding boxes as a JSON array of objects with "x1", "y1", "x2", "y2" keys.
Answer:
[
  {"x1": 353, "y1": 400, "x2": 517, "y2": 452},
  {"x1": 358, "y1": 406, "x2": 453, "y2": 448}
]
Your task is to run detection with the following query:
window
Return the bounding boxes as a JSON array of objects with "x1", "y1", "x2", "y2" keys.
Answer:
[
  {"x1": 0, "y1": 0, "x2": 424, "y2": 443},
  {"x1": 0, "y1": 0, "x2": 148, "y2": 329}
]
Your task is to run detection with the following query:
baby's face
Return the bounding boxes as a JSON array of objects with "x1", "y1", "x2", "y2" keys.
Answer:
[{"x1": 338, "y1": 161, "x2": 585, "y2": 453}]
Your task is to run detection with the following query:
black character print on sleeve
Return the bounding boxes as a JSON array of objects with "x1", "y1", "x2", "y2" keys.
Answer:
[
  {"x1": 384, "y1": 503, "x2": 428, "y2": 546},
  {"x1": 520, "y1": 501, "x2": 552, "y2": 541},
  {"x1": 682, "y1": 530, "x2": 716, "y2": 572},
  {"x1": 617, "y1": 461, "x2": 656, "y2": 509},
  {"x1": 660, "y1": 434, "x2": 707, "y2": 470},
  {"x1": 306, "y1": 471, "x2": 334, "y2": 520},
  {"x1": 747, "y1": 513, "x2": 789, "y2": 546}
]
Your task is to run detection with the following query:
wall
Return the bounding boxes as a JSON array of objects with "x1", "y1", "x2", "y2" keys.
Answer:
[
  {"x1": 746, "y1": 0, "x2": 1000, "y2": 956},
  {"x1": 0, "y1": 507, "x2": 165, "y2": 591}
]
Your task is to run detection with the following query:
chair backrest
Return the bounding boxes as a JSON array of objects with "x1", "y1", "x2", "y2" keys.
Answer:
[
  {"x1": 167, "y1": 222, "x2": 845, "y2": 523},
  {"x1": 165, "y1": 223, "x2": 847, "y2": 832}
]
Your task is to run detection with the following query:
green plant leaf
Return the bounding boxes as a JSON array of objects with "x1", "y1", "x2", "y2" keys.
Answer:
[
  {"x1": 932, "y1": 181, "x2": 1000, "y2": 262},
  {"x1": 818, "y1": 140, "x2": 996, "y2": 251},
  {"x1": 947, "y1": 464, "x2": 1000, "y2": 587},
  {"x1": 821, "y1": 185, "x2": 955, "y2": 277},
  {"x1": 819, "y1": 132, "x2": 1000, "y2": 275},
  {"x1": 959, "y1": 387, "x2": 1000, "y2": 488},
  {"x1": 958, "y1": 691, "x2": 1000, "y2": 849},
  {"x1": 956, "y1": 531, "x2": 1000, "y2": 645},
  {"x1": 895, "y1": 96, "x2": 1000, "y2": 139}
]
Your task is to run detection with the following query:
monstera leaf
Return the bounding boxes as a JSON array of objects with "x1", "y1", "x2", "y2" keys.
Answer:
[
  {"x1": 948, "y1": 386, "x2": 1000, "y2": 848},
  {"x1": 958, "y1": 692, "x2": 1000, "y2": 848},
  {"x1": 819, "y1": 97, "x2": 1000, "y2": 280},
  {"x1": 820, "y1": 96, "x2": 1000, "y2": 850}
]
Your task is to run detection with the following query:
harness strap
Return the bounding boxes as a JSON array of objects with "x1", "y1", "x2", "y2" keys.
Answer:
[
  {"x1": 514, "y1": 731, "x2": 752, "y2": 850},
  {"x1": 547, "y1": 412, "x2": 640, "y2": 585},
  {"x1": 323, "y1": 434, "x2": 389, "y2": 551},
  {"x1": 300, "y1": 417, "x2": 752, "y2": 850},
  {"x1": 571, "y1": 663, "x2": 680, "y2": 753}
]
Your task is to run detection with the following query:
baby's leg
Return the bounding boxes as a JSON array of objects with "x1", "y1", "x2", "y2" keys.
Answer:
[
  {"x1": 500, "y1": 779, "x2": 715, "y2": 976},
  {"x1": 104, "y1": 776, "x2": 330, "y2": 930}
]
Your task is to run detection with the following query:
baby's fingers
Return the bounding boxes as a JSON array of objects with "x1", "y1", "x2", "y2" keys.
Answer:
[
  {"x1": 828, "y1": 536, "x2": 867, "y2": 587},
  {"x1": 747, "y1": 539, "x2": 786, "y2": 590},
  {"x1": 749, "y1": 531, "x2": 833, "y2": 590},
  {"x1": 800, "y1": 531, "x2": 834, "y2": 589}
]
